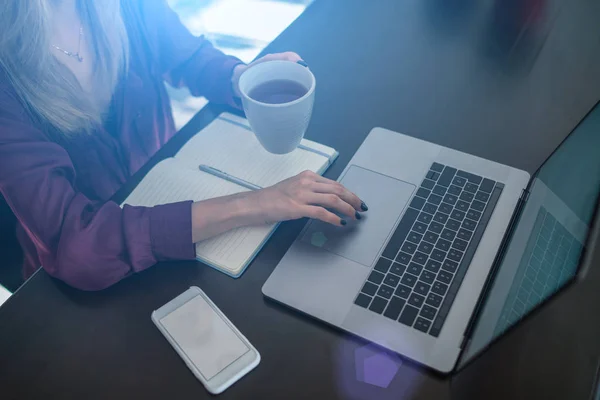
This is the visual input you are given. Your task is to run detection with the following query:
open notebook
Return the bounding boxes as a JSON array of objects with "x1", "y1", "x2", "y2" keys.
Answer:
[{"x1": 123, "y1": 113, "x2": 338, "y2": 277}]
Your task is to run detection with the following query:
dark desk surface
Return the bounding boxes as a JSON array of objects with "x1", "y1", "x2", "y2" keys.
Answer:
[{"x1": 2, "y1": 0, "x2": 600, "y2": 399}]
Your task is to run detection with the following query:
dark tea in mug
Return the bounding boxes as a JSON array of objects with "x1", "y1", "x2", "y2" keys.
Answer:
[{"x1": 248, "y1": 79, "x2": 308, "y2": 104}]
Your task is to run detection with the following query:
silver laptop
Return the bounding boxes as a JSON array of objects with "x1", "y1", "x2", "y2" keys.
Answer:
[{"x1": 263, "y1": 102, "x2": 600, "y2": 373}]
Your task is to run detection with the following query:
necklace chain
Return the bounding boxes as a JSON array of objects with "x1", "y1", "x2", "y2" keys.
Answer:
[{"x1": 51, "y1": 25, "x2": 84, "y2": 62}]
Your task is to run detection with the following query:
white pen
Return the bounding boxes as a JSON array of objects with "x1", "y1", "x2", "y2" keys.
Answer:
[{"x1": 199, "y1": 164, "x2": 262, "y2": 191}]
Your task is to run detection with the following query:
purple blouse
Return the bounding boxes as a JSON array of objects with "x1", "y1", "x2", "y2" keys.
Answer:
[{"x1": 0, "y1": 0, "x2": 243, "y2": 290}]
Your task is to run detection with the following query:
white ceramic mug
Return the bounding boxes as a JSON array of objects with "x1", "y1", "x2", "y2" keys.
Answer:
[{"x1": 238, "y1": 60, "x2": 316, "y2": 154}]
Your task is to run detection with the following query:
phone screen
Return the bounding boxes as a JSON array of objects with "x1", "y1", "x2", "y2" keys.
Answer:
[{"x1": 160, "y1": 295, "x2": 250, "y2": 380}]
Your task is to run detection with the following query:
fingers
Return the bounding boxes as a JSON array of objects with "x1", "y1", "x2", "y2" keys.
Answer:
[
  {"x1": 307, "y1": 192, "x2": 358, "y2": 220},
  {"x1": 302, "y1": 205, "x2": 346, "y2": 226},
  {"x1": 311, "y1": 181, "x2": 363, "y2": 211},
  {"x1": 257, "y1": 52, "x2": 303, "y2": 64}
]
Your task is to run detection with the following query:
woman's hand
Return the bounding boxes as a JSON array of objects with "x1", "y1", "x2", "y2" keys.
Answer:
[
  {"x1": 246, "y1": 170, "x2": 367, "y2": 226},
  {"x1": 231, "y1": 52, "x2": 306, "y2": 98},
  {"x1": 190, "y1": 170, "x2": 367, "y2": 243}
]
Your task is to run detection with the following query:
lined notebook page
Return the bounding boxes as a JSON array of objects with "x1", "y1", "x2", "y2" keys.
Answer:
[
  {"x1": 174, "y1": 113, "x2": 336, "y2": 188},
  {"x1": 122, "y1": 158, "x2": 274, "y2": 274}
]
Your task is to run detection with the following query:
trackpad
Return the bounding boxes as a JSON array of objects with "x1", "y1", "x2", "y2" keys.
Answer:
[{"x1": 301, "y1": 165, "x2": 415, "y2": 267}]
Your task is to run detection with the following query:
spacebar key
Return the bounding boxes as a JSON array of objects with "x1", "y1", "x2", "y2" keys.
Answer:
[{"x1": 381, "y1": 207, "x2": 419, "y2": 259}]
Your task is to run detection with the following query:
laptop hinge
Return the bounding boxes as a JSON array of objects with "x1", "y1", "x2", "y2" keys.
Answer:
[{"x1": 459, "y1": 187, "x2": 530, "y2": 350}]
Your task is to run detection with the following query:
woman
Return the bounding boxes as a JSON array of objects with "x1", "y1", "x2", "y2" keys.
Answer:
[{"x1": 0, "y1": 0, "x2": 366, "y2": 290}]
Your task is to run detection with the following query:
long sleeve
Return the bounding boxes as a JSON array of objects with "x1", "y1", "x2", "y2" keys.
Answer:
[
  {"x1": 0, "y1": 100, "x2": 196, "y2": 291},
  {"x1": 130, "y1": 0, "x2": 244, "y2": 106}
]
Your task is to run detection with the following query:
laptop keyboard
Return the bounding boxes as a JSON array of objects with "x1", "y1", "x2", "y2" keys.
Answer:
[{"x1": 354, "y1": 162, "x2": 504, "y2": 337}]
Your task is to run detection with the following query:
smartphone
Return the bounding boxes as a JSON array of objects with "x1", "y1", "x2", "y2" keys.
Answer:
[{"x1": 152, "y1": 286, "x2": 260, "y2": 394}]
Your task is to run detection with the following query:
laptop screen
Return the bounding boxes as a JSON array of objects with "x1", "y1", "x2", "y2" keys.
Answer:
[{"x1": 459, "y1": 102, "x2": 600, "y2": 367}]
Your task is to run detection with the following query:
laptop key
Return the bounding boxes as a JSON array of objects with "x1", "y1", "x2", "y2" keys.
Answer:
[
  {"x1": 428, "y1": 194, "x2": 443, "y2": 205},
  {"x1": 431, "y1": 162, "x2": 445, "y2": 172},
  {"x1": 407, "y1": 231, "x2": 423, "y2": 244},
  {"x1": 426, "y1": 293, "x2": 442, "y2": 307},
  {"x1": 412, "y1": 251, "x2": 428, "y2": 265},
  {"x1": 390, "y1": 262, "x2": 406, "y2": 276},
  {"x1": 420, "y1": 304, "x2": 437, "y2": 320},
  {"x1": 441, "y1": 229, "x2": 456, "y2": 241},
  {"x1": 383, "y1": 296, "x2": 406, "y2": 320},
  {"x1": 408, "y1": 293, "x2": 425, "y2": 308},
  {"x1": 374, "y1": 258, "x2": 391, "y2": 273},
  {"x1": 421, "y1": 179, "x2": 435, "y2": 190},
  {"x1": 420, "y1": 270, "x2": 436, "y2": 284},
  {"x1": 361, "y1": 281, "x2": 378, "y2": 296},
  {"x1": 418, "y1": 241, "x2": 434, "y2": 254},
  {"x1": 446, "y1": 218, "x2": 460, "y2": 231},
  {"x1": 443, "y1": 194, "x2": 458, "y2": 205},
  {"x1": 398, "y1": 305, "x2": 420, "y2": 326},
  {"x1": 437, "y1": 166, "x2": 457, "y2": 187},
  {"x1": 456, "y1": 170, "x2": 483, "y2": 184},
  {"x1": 429, "y1": 221, "x2": 443, "y2": 234},
  {"x1": 407, "y1": 262, "x2": 423, "y2": 276},
  {"x1": 471, "y1": 200, "x2": 485, "y2": 212},
  {"x1": 464, "y1": 182, "x2": 478, "y2": 193},
  {"x1": 414, "y1": 281, "x2": 431, "y2": 296},
  {"x1": 413, "y1": 222, "x2": 428, "y2": 234},
  {"x1": 400, "y1": 273, "x2": 418, "y2": 287},
  {"x1": 448, "y1": 185, "x2": 462, "y2": 195},
  {"x1": 452, "y1": 238, "x2": 468, "y2": 252},
  {"x1": 416, "y1": 187, "x2": 431, "y2": 199},
  {"x1": 475, "y1": 191, "x2": 489, "y2": 202},
  {"x1": 424, "y1": 231, "x2": 439, "y2": 244},
  {"x1": 431, "y1": 249, "x2": 446, "y2": 262},
  {"x1": 439, "y1": 203, "x2": 452, "y2": 215},
  {"x1": 368, "y1": 270, "x2": 385, "y2": 285},
  {"x1": 433, "y1": 185, "x2": 447, "y2": 196},
  {"x1": 434, "y1": 212, "x2": 449, "y2": 224},
  {"x1": 414, "y1": 317, "x2": 432, "y2": 333},
  {"x1": 436, "y1": 238, "x2": 451, "y2": 252},
  {"x1": 369, "y1": 296, "x2": 388, "y2": 314},
  {"x1": 395, "y1": 284, "x2": 411, "y2": 299},
  {"x1": 410, "y1": 196, "x2": 426, "y2": 210},
  {"x1": 432, "y1": 281, "x2": 448, "y2": 296},
  {"x1": 427, "y1": 171, "x2": 440, "y2": 181},
  {"x1": 355, "y1": 293, "x2": 372, "y2": 308},
  {"x1": 459, "y1": 191, "x2": 474, "y2": 203},
  {"x1": 437, "y1": 270, "x2": 453, "y2": 284},
  {"x1": 425, "y1": 260, "x2": 441, "y2": 273},
  {"x1": 462, "y1": 218, "x2": 477, "y2": 231},
  {"x1": 423, "y1": 203, "x2": 437, "y2": 215},
  {"x1": 452, "y1": 176, "x2": 466, "y2": 187},
  {"x1": 383, "y1": 273, "x2": 400, "y2": 288},
  {"x1": 377, "y1": 285, "x2": 394, "y2": 299},
  {"x1": 381, "y1": 207, "x2": 419, "y2": 259},
  {"x1": 456, "y1": 200, "x2": 469, "y2": 212},
  {"x1": 395, "y1": 252, "x2": 411, "y2": 265},
  {"x1": 417, "y1": 212, "x2": 433, "y2": 224},
  {"x1": 457, "y1": 228, "x2": 472, "y2": 241},
  {"x1": 401, "y1": 242, "x2": 417, "y2": 254},
  {"x1": 466, "y1": 209, "x2": 482, "y2": 221},
  {"x1": 442, "y1": 260, "x2": 458, "y2": 273},
  {"x1": 448, "y1": 249, "x2": 463, "y2": 262},
  {"x1": 450, "y1": 210, "x2": 466, "y2": 221},
  {"x1": 479, "y1": 178, "x2": 495, "y2": 193}
]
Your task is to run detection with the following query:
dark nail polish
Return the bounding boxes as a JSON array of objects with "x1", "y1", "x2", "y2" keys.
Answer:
[
  {"x1": 361, "y1": 201, "x2": 369, "y2": 211},
  {"x1": 297, "y1": 60, "x2": 308, "y2": 67},
  {"x1": 355, "y1": 211, "x2": 362, "y2": 220},
  {"x1": 340, "y1": 219, "x2": 347, "y2": 226}
]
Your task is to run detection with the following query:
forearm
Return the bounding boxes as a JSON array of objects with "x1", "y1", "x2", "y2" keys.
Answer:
[{"x1": 191, "y1": 191, "x2": 262, "y2": 243}]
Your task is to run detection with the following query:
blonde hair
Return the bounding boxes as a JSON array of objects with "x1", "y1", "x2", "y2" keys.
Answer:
[{"x1": 0, "y1": 0, "x2": 129, "y2": 136}]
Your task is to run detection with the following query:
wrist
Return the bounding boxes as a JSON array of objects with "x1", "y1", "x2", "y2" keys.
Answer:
[{"x1": 190, "y1": 191, "x2": 263, "y2": 243}]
